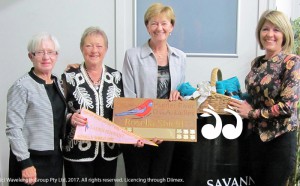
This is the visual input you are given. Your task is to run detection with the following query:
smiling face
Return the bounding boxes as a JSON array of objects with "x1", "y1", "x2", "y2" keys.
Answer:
[
  {"x1": 146, "y1": 14, "x2": 174, "y2": 43},
  {"x1": 260, "y1": 20, "x2": 284, "y2": 58},
  {"x1": 81, "y1": 34, "x2": 107, "y2": 66},
  {"x1": 28, "y1": 38, "x2": 58, "y2": 75}
]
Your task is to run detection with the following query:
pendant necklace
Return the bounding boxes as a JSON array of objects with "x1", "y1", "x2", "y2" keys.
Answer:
[{"x1": 85, "y1": 67, "x2": 101, "y2": 90}]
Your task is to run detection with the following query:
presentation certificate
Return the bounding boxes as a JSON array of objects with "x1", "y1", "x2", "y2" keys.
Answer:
[{"x1": 113, "y1": 98, "x2": 197, "y2": 142}]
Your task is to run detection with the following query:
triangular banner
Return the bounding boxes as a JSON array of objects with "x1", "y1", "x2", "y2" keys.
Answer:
[{"x1": 74, "y1": 108, "x2": 157, "y2": 146}]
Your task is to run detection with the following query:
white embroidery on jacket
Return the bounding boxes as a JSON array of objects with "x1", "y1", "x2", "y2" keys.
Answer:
[
  {"x1": 78, "y1": 141, "x2": 92, "y2": 151},
  {"x1": 65, "y1": 72, "x2": 76, "y2": 86}
]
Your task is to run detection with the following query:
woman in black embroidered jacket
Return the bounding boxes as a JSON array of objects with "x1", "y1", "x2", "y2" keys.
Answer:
[{"x1": 62, "y1": 26, "x2": 123, "y2": 186}]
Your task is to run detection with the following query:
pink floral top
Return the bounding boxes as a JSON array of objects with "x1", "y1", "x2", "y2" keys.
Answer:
[{"x1": 245, "y1": 52, "x2": 300, "y2": 142}]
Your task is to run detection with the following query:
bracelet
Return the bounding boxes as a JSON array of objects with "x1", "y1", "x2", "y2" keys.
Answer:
[
  {"x1": 67, "y1": 113, "x2": 75, "y2": 125},
  {"x1": 66, "y1": 113, "x2": 73, "y2": 120},
  {"x1": 248, "y1": 110, "x2": 255, "y2": 119}
]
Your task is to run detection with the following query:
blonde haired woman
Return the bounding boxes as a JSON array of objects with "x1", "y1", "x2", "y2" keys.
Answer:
[
  {"x1": 229, "y1": 10, "x2": 300, "y2": 186},
  {"x1": 122, "y1": 3, "x2": 186, "y2": 185}
]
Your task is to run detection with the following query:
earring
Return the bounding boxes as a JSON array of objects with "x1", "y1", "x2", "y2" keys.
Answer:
[{"x1": 169, "y1": 32, "x2": 172, "y2": 36}]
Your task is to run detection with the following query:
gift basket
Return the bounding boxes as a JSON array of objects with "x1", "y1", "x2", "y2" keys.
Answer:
[
  {"x1": 177, "y1": 68, "x2": 242, "y2": 115},
  {"x1": 197, "y1": 68, "x2": 239, "y2": 115}
]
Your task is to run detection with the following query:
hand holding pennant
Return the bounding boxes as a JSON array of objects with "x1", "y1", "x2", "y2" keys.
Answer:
[{"x1": 74, "y1": 108, "x2": 158, "y2": 147}]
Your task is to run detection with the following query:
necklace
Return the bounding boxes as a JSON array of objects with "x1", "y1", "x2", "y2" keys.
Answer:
[
  {"x1": 155, "y1": 52, "x2": 165, "y2": 59},
  {"x1": 149, "y1": 41, "x2": 168, "y2": 58},
  {"x1": 153, "y1": 47, "x2": 168, "y2": 58},
  {"x1": 85, "y1": 67, "x2": 101, "y2": 90}
]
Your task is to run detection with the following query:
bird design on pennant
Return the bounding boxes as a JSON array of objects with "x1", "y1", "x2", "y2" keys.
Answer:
[{"x1": 115, "y1": 99, "x2": 153, "y2": 118}]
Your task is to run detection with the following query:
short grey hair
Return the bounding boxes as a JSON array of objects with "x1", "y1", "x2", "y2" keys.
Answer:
[
  {"x1": 27, "y1": 32, "x2": 60, "y2": 53},
  {"x1": 80, "y1": 26, "x2": 108, "y2": 49}
]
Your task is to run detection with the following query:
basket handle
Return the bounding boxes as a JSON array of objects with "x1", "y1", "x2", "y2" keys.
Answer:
[{"x1": 210, "y1": 68, "x2": 222, "y2": 86}]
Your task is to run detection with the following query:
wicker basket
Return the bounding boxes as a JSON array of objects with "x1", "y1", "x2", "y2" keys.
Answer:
[{"x1": 197, "y1": 68, "x2": 232, "y2": 115}]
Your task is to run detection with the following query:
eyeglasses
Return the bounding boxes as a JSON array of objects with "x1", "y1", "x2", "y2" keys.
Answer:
[{"x1": 32, "y1": 51, "x2": 58, "y2": 57}]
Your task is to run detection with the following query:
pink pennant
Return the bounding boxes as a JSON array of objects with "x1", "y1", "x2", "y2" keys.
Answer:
[{"x1": 74, "y1": 108, "x2": 157, "y2": 147}]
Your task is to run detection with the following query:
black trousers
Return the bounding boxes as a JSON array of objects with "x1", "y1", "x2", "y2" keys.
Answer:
[
  {"x1": 64, "y1": 155, "x2": 117, "y2": 186},
  {"x1": 247, "y1": 131, "x2": 297, "y2": 186},
  {"x1": 122, "y1": 142, "x2": 175, "y2": 186},
  {"x1": 9, "y1": 150, "x2": 63, "y2": 186}
]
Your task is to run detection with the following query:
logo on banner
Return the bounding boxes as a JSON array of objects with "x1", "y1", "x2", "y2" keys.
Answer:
[
  {"x1": 115, "y1": 99, "x2": 153, "y2": 118},
  {"x1": 200, "y1": 105, "x2": 243, "y2": 140}
]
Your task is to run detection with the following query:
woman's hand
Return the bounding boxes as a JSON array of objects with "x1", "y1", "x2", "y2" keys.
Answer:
[
  {"x1": 22, "y1": 166, "x2": 36, "y2": 185},
  {"x1": 71, "y1": 111, "x2": 87, "y2": 126},
  {"x1": 169, "y1": 90, "x2": 183, "y2": 101},
  {"x1": 134, "y1": 140, "x2": 145, "y2": 148},
  {"x1": 228, "y1": 99, "x2": 253, "y2": 118},
  {"x1": 151, "y1": 137, "x2": 163, "y2": 145},
  {"x1": 65, "y1": 63, "x2": 80, "y2": 71}
]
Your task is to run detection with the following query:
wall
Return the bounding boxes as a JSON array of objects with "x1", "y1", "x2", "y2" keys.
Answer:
[
  {"x1": 115, "y1": 0, "x2": 263, "y2": 92},
  {"x1": 277, "y1": 0, "x2": 292, "y2": 18},
  {"x1": 291, "y1": 0, "x2": 300, "y2": 19},
  {"x1": 0, "y1": 1, "x2": 115, "y2": 185},
  {"x1": 1, "y1": 0, "x2": 295, "y2": 186},
  {"x1": 277, "y1": 0, "x2": 300, "y2": 20}
]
